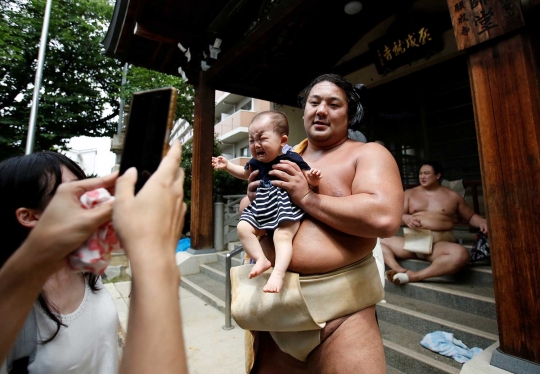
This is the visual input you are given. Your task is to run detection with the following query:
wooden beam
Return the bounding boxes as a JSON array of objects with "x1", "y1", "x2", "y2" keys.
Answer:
[
  {"x1": 447, "y1": 0, "x2": 524, "y2": 51},
  {"x1": 333, "y1": 51, "x2": 373, "y2": 77},
  {"x1": 208, "y1": 0, "x2": 251, "y2": 35},
  {"x1": 190, "y1": 72, "x2": 215, "y2": 251},
  {"x1": 215, "y1": 82, "x2": 299, "y2": 107},
  {"x1": 468, "y1": 32, "x2": 540, "y2": 363},
  {"x1": 204, "y1": 0, "x2": 317, "y2": 84},
  {"x1": 134, "y1": 22, "x2": 177, "y2": 44}
]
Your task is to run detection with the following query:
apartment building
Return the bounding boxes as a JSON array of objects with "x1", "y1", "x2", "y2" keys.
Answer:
[
  {"x1": 213, "y1": 90, "x2": 273, "y2": 166},
  {"x1": 170, "y1": 90, "x2": 306, "y2": 163}
]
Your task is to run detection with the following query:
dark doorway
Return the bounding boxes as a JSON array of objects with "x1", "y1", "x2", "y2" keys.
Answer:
[{"x1": 360, "y1": 56, "x2": 480, "y2": 185}]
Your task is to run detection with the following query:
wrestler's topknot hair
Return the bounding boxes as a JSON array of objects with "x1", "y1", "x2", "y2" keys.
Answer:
[
  {"x1": 250, "y1": 110, "x2": 289, "y2": 136},
  {"x1": 298, "y1": 74, "x2": 365, "y2": 129}
]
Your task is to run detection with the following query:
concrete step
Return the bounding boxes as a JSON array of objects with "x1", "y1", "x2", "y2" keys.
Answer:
[
  {"x1": 380, "y1": 321, "x2": 461, "y2": 374},
  {"x1": 385, "y1": 281, "x2": 497, "y2": 320},
  {"x1": 202, "y1": 256, "x2": 244, "y2": 284},
  {"x1": 381, "y1": 292, "x2": 498, "y2": 336},
  {"x1": 216, "y1": 251, "x2": 244, "y2": 266},
  {"x1": 181, "y1": 272, "x2": 225, "y2": 313},
  {"x1": 200, "y1": 263, "x2": 226, "y2": 283},
  {"x1": 386, "y1": 365, "x2": 407, "y2": 374},
  {"x1": 395, "y1": 259, "x2": 493, "y2": 286},
  {"x1": 182, "y1": 253, "x2": 496, "y2": 373},
  {"x1": 181, "y1": 252, "x2": 245, "y2": 315},
  {"x1": 377, "y1": 295, "x2": 498, "y2": 349}
]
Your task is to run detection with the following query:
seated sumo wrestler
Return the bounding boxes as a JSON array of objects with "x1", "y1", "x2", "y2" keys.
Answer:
[{"x1": 381, "y1": 161, "x2": 488, "y2": 285}]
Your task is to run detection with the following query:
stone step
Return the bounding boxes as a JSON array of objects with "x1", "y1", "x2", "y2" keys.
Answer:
[
  {"x1": 385, "y1": 281, "x2": 497, "y2": 320},
  {"x1": 386, "y1": 365, "x2": 407, "y2": 374},
  {"x1": 200, "y1": 263, "x2": 227, "y2": 283},
  {"x1": 216, "y1": 251, "x2": 244, "y2": 266},
  {"x1": 395, "y1": 259, "x2": 493, "y2": 286},
  {"x1": 382, "y1": 292, "x2": 498, "y2": 336},
  {"x1": 182, "y1": 255, "x2": 496, "y2": 373},
  {"x1": 181, "y1": 273, "x2": 225, "y2": 313},
  {"x1": 377, "y1": 295, "x2": 498, "y2": 349},
  {"x1": 380, "y1": 321, "x2": 461, "y2": 374}
]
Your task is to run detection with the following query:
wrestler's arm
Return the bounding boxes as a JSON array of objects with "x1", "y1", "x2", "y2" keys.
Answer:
[
  {"x1": 457, "y1": 195, "x2": 488, "y2": 233},
  {"x1": 272, "y1": 143, "x2": 403, "y2": 238},
  {"x1": 402, "y1": 190, "x2": 422, "y2": 228}
]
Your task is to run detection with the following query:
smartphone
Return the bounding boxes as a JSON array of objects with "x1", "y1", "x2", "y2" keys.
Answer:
[{"x1": 119, "y1": 87, "x2": 177, "y2": 193}]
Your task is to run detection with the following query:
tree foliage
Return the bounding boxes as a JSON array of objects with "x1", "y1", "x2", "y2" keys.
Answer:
[
  {"x1": 0, "y1": 0, "x2": 122, "y2": 160},
  {"x1": 181, "y1": 137, "x2": 247, "y2": 234},
  {"x1": 0, "y1": 0, "x2": 194, "y2": 161},
  {"x1": 120, "y1": 66, "x2": 194, "y2": 126}
]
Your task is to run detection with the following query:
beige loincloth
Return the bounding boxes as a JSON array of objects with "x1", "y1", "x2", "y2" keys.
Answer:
[
  {"x1": 403, "y1": 228, "x2": 456, "y2": 259},
  {"x1": 231, "y1": 254, "x2": 384, "y2": 367}
]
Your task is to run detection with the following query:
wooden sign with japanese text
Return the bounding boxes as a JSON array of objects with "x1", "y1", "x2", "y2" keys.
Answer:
[
  {"x1": 369, "y1": 24, "x2": 444, "y2": 75},
  {"x1": 448, "y1": 0, "x2": 524, "y2": 51}
]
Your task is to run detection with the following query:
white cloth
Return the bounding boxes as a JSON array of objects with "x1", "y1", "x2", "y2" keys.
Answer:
[
  {"x1": 68, "y1": 188, "x2": 122, "y2": 275},
  {"x1": 28, "y1": 278, "x2": 118, "y2": 374},
  {"x1": 372, "y1": 238, "x2": 385, "y2": 288},
  {"x1": 441, "y1": 179, "x2": 465, "y2": 198}
]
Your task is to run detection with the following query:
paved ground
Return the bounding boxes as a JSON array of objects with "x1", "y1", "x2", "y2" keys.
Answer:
[{"x1": 105, "y1": 281, "x2": 245, "y2": 374}]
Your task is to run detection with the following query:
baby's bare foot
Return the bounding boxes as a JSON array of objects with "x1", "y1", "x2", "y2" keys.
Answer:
[
  {"x1": 263, "y1": 270, "x2": 285, "y2": 293},
  {"x1": 249, "y1": 257, "x2": 272, "y2": 279}
]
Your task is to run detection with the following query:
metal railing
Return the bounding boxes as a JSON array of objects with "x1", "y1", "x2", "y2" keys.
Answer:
[
  {"x1": 217, "y1": 194, "x2": 244, "y2": 248},
  {"x1": 222, "y1": 245, "x2": 244, "y2": 330}
]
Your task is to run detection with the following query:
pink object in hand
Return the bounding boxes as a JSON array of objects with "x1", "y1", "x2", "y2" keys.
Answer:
[{"x1": 68, "y1": 188, "x2": 122, "y2": 275}]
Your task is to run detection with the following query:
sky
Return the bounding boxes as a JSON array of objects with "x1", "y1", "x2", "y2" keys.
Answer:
[{"x1": 62, "y1": 136, "x2": 117, "y2": 176}]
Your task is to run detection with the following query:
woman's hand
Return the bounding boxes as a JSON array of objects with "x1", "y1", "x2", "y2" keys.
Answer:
[
  {"x1": 24, "y1": 173, "x2": 117, "y2": 273},
  {"x1": 114, "y1": 141, "x2": 189, "y2": 374},
  {"x1": 113, "y1": 141, "x2": 187, "y2": 272},
  {"x1": 269, "y1": 160, "x2": 314, "y2": 206}
]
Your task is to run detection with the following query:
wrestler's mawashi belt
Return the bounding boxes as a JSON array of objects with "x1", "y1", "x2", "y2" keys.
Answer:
[{"x1": 231, "y1": 255, "x2": 384, "y2": 361}]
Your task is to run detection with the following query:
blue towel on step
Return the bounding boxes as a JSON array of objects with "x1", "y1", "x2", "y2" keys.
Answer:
[{"x1": 421, "y1": 331, "x2": 483, "y2": 363}]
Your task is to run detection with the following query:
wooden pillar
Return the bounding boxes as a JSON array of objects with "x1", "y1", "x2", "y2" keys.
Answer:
[
  {"x1": 189, "y1": 72, "x2": 215, "y2": 252},
  {"x1": 468, "y1": 32, "x2": 540, "y2": 363}
]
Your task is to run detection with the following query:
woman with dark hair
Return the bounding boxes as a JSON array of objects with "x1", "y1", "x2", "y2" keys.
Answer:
[
  {"x1": 2, "y1": 142, "x2": 189, "y2": 374},
  {"x1": 0, "y1": 151, "x2": 118, "y2": 373}
]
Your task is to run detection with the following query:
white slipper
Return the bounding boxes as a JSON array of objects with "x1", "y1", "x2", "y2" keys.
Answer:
[
  {"x1": 385, "y1": 270, "x2": 410, "y2": 285},
  {"x1": 392, "y1": 272, "x2": 409, "y2": 285}
]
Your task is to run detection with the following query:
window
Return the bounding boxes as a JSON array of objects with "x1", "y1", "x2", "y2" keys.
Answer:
[
  {"x1": 240, "y1": 100, "x2": 252, "y2": 111},
  {"x1": 241, "y1": 146, "x2": 249, "y2": 157}
]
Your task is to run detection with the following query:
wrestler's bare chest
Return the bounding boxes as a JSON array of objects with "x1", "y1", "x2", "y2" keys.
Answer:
[
  {"x1": 303, "y1": 148, "x2": 357, "y2": 197},
  {"x1": 408, "y1": 189, "x2": 458, "y2": 216}
]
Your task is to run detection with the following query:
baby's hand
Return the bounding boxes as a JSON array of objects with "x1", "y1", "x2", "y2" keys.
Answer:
[
  {"x1": 310, "y1": 168, "x2": 322, "y2": 179},
  {"x1": 306, "y1": 168, "x2": 322, "y2": 187},
  {"x1": 212, "y1": 156, "x2": 228, "y2": 170}
]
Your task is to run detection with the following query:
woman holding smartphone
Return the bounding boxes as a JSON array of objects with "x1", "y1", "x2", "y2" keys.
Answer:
[
  {"x1": 1, "y1": 141, "x2": 188, "y2": 374},
  {"x1": 0, "y1": 152, "x2": 118, "y2": 374}
]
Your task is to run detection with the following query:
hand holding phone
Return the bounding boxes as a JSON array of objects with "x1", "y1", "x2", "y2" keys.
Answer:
[{"x1": 119, "y1": 87, "x2": 178, "y2": 193}]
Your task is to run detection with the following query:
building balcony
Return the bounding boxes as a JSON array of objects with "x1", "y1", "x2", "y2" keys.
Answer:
[
  {"x1": 228, "y1": 157, "x2": 251, "y2": 167},
  {"x1": 214, "y1": 110, "x2": 256, "y2": 142}
]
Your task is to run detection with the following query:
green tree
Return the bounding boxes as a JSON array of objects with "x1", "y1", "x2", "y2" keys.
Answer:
[
  {"x1": 120, "y1": 66, "x2": 194, "y2": 125},
  {"x1": 0, "y1": 0, "x2": 194, "y2": 161},
  {"x1": 0, "y1": 0, "x2": 122, "y2": 160},
  {"x1": 181, "y1": 137, "x2": 247, "y2": 235}
]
